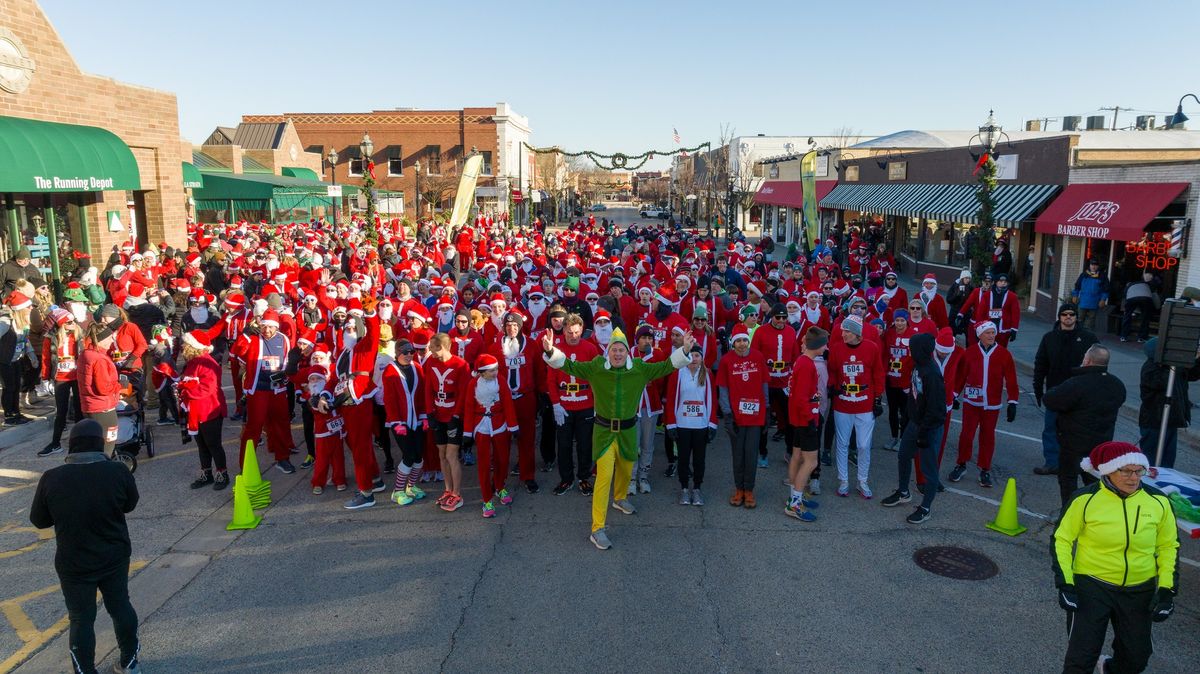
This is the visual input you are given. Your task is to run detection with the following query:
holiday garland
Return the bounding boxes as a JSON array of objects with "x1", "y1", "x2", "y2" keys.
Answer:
[{"x1": 523, "y1": 142, "x2": 711, "y2": 171}]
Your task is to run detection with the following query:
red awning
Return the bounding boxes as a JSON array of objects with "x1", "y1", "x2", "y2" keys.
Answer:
[
  {"x1": 754, "y1": 180, "x2": 837, "y2": 209},
  {"x1": 1034, "y1": 182, "x2": 1188, "y2": 241}
]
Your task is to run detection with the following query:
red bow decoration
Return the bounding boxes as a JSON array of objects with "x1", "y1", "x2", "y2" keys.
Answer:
[
  {"x1": 972, "y1": 152, "x2": 990, "y2": 177},
  {"x1": 367, "y1": 160, "x2": 376, "y2": 180}
]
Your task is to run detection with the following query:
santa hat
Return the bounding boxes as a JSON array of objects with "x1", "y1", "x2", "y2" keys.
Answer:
[
  {"x1": 297, "y1": 329, "x2": 317, "y2": 347},
  {"x1": 475, "y1": 353, "x2": 499, "y2": 372},
  {"x1": 975, "y1": 320, "x2": 997, "y2": 337},
  {"x1": 1080, "y1": 441, "x2": 1150, "y2": 479},
  {"x1": 260, "y1": 310, "x2": 280, "y2": 327},
  {"x1": 935, "y1": 327, "x2": 956, "y2": 354},
  {"x1": 489, "y1": 292, "x2": 507, "y2": 306},
  {"x1": 922, "y1": 273, "x2": 938, "y2": 287},
  {"x1": 304, "y1": 365, "x2": 328, "y2": 382},
  {"x1": 224, "y1": 292, "x2": 245, "y2": 309},
  {"x1": 655, "y1": 285, "x2": 679, "y2": 307},
  {"x1": 187, "y1": 287, "x2": 208, "y2": 304},
  {"x1": 747, "y1": 281, "x2": 767, "y2": 299},
  {"x1": 730, "y1": 324, "x2": 751, "y2": 343},
  {"x1": 127, "y1": 282, "x2": 147, "y2": 300},
  {"x1": 5, "y1": 291, "x2": 31, "y2": 311},
  {"x1": 806, "y1": 291, "x2": 820, "y2": 300},
  {"x1": 594, "y1": 309, "x2": 612, "y2": 322},
  {"x1": 183, "y1": 330, "x2": 213, "y2": 351},
  {"x1": 310, "y1": 344, "x2": 332, "y2": 365},
  {"x1": 347, "y1": 298, "x2": 364, "y2": 316},
  {"x1": 407, "y1": 304, "x2": 431, "y2": 324}
]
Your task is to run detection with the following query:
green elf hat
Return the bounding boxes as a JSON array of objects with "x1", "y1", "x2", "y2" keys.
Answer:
[
  {"x1": 564, "y1": 275, "x2": 580, "y2": 292},
  {"x1": 609, "y1": 327, "x2": 629, "y2": 349}
]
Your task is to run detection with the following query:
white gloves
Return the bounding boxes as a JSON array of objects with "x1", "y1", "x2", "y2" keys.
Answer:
[{"x1": 552, "y1": 403, "x2": 567, "y2": 426}]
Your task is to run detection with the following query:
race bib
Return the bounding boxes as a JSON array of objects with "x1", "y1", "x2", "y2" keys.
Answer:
[
  {"x1": 327, "y1": 418, "x2": 344, "y2": 433},
  {"x1": 261, "y1": 356, "x2": 281, "y2": 371},
  {"x1": 57, "y1": 359, "x2": 77, "y2": 374},
  {"x1": 964, "y1": 386, "x2": 983, "y2": 400},
  {"x1": 508, "y1": 356, "x2": 526, "y2": 367},
  {"x1": 105, "y1": 426, "x2": 119, "y2": 442},
  {"x1": 987, "y1": 309, "x2": 1002, "y2": 320},
  {"x1": 738, "y1": 399, "x2": 761, "y2": 416},
  {"x1": 682, "y1": 401, "x2": 704, "y2": 418},
  {"x1": 334, "y1": 380, "x2": 347, "y2": 395}
]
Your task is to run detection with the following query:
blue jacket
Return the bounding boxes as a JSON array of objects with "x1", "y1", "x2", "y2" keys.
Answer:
[{"x1": 1072, "y1": 272, "x2": 1109, "y2": 310}]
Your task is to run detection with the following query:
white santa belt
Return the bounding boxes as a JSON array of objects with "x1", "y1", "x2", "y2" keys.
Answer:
[{"x1": 838, "y1": 393, "x2": 868, "y2": 403}]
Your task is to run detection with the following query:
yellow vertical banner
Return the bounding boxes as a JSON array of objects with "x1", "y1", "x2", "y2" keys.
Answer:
[
  {"x1": 448, "y1": 154, "x2": 484, "y2": 228},
  {"x1": 800, "y1": 150, "x2": 819, "y2": 252}
]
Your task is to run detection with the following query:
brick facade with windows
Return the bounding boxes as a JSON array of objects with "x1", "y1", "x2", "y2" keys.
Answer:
[
  {"x1": 0, "y1": 0, "x2": 187, "y2": 264},
  {"x1": 242, "y1": 105, "x2": 531, "y2": 218}
]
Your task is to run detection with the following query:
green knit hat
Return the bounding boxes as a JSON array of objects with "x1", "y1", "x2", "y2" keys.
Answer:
[{"x1": 610, "y1": 327, "x2": 628, "y2": 348}]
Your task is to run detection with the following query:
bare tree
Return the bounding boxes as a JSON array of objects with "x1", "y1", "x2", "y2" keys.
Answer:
[{"x1": 419, "y1": 165, "x2": 459, "y2": 215}]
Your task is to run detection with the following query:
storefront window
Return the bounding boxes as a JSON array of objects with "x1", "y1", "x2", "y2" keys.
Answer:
[
  {"x1": 903, "y1": 217, "x2": 922, "y2": 260},
  {"x1": 922, "y1": 220, "x2": 951, "y2": 265},
  {"x1": 1038, "y1": 235, "x2": 1058, "y2": 292}
]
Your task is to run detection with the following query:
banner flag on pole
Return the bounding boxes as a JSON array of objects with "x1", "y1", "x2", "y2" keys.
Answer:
[
  {"x1": 801, "y1": 150, "x2": 820, "y2": 252},
  {"x1": 448, "y1": 154, "x2": 484, "y2": 228}
]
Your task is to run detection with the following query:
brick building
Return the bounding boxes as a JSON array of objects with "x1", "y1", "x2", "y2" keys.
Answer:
[
  {"x1": 241, "y1": 103, "x2": 532, "y2": 220},
  {"x1": 0, "y1": 0, "x2": 187, "y2": 281}
]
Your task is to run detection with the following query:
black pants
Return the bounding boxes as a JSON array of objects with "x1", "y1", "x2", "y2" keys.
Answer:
[
  {"x1": 1120, "y1": 297, "x2": 1155, "y2": 341},
  {"x1": 897, "y1": 423, "x2": 944, "y2": 510},
  {"x1": 195, "y1": 417, "x2": 227, "y2": 472},
  {"x1": 663, "y1": 429, "x2": 677, "y2": 464},
  {"x1": 675, "y1": 427, "x2": 708, "y2": 489},
  {"x1": 51, "y1": 380, "x2": 82, "y2": 446},
  {"x1": 0, "y1": 360, "x2": 20, "y2": 418},
  {"x1": 396, "y1": 427, "x2": 423, "y2": 467},
  {"x1": 886, "y1": 386, "x2": 910, "y2": 439},
  {"x1": 556, "y1": 408, "x2": 594, "y2": 483},
  {"x1": 822, "y1": 409, "x2": 836, "y2": 452},
  {"x1": 760, "y1": 387, "x2": 790, "y2": 456},
  {"x1": 538, "y1": 398, "x2": 557, "y2": 464},
  {"x1": 1058, "y1": 438, "x2": 1100, "y2": 506},
  {"x1": 60, "y1": 561, "x2": 139, "y2": 674},
  {"x1": 1063, "y1": 576, "x2": 1155, "y2": 674},
  {"x1": 373, "y1": 403, "x2": 394, "y2": 464},
  {"x1": 156, "y1": 382, "x2": 177, "y2": 422}
]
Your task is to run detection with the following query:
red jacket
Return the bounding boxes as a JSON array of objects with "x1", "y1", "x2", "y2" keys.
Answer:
[
  {"x1": 41, "y1": 331, "x2": 79, "y2": 383},
  {"x1": 492, "y1": 333, "x2": 542, "y2": 398},
  {"x1": 827, "y1": 338, "x2": 885, "y2": 415},
  {"x1": 959, "y1": 287, "x2": 1021, "y2": 337},
  {"x1": 882, "y1": 325, "x2": 915, "y2": 390},
  {"x1": 462, "y1": 374, "x2": 519, "y2": 437},
  {"x1": 716, "y1": 349, "x2": 769, "y2": 426},
  {"x1": 787, "y1": 353, "x2": 821, "y2": 428},
  {"x1": 77, "y1": 345, "x2": 121, "y2": 414},
  {"x1": 547, "y1": 339, "x2": 601, "y2": 411},
  {"x1": 689, "y1": 327, "x2": 719, "y2": 370},
  {"x1": 750, "y1": 322, "x2": 795, "y2": 389},
  {"x1": 449, "y1": 328, "x2": 485, "y2": 366},
  {"x1": 663, "y1": 367, "x2": 718, "y2": 429},
  {"x1": 955, "y1": 342, "x2": 1017, "y2": 411},
  {"x1": 110, "y1": 322, "x2": 147, "y2": 371},
  {"x1": 177, "y1": 353, "x2": 227, "y2": 434},
  {"x1": 382, "y1": 360, "x2": 426, "y2": 429},
  {"x1": 635, "y1": 346, "x2": 668, "y2": 416},
  {"x1": 424, "y1": 355, "x2": 468, "y2": 423},
  {"x1": 794, "y1": 303, "x2": 831, "y2": 337}
]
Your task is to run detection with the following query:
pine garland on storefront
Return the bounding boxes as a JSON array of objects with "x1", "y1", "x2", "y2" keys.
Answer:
[
  {"x1": 971, "y1": 156, "x2": 999, "y2": 275},
  {"x1": 523, "y1": 142, "x2": 711, "y2": 171},
  {"x1": 362, "y1": 161, "x2": 378, "y2": 245}
]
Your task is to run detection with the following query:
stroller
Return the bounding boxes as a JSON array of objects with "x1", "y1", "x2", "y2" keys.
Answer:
[{"x1": 113, "y1": 373, "x2": 155, "y2": 472}]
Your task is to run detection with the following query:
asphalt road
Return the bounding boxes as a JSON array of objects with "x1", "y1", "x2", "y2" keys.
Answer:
[{"x1": 1, "y1": 210, "x2": 1197, "y2": 672}]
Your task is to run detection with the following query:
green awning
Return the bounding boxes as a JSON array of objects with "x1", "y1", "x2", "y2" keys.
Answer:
[
  {"x1": 281, "y1": 167, "x2": 319, "y2": 181},
  {"x1": 194, "y1": 170, "x2": 358, "y2": 202},
  {"x1": 182, "y1": 162, "x2": 204, "y2": 189},
  {"x1": 0, "y1": 115, "x2": 141, "y2": 192}
]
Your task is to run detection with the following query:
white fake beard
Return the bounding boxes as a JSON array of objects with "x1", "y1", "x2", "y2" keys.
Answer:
[
  {"x1": 343, "y1": 330, "x2": 358, "y2": 349},
  {"x1": 69, "y1": 303, "x2": 88, "y2": 323},
  {"x1": 594, "y1": 323, "x2": 613, "y2": 344},
  {"x1": 921, "y1": 289, "x2": 936, "y2": 305},
  {"x1": 587, "y1": 301, "x2": 599, "y2": 315},
  {"x1": 189, "y1": 307, "x2": 209, "y2": 323},
  {"x1": 266, "y1": 259, "x2": 280, "y2": 273},
  {"x1": 787, "y1": 310, "x2": 801, "y2": 324},
  {"x1": 528, "y1": 300, "x2": 546, "y2": 318},
  {"x1": 437, "y1": 310, "x2": 454, "y2": 325},
  {"x1": 502, "y1": 335, "x2": 520, "y2": 358},
  {"x1": 378, "y1": 306, "x2": 393, "y2": 322}
]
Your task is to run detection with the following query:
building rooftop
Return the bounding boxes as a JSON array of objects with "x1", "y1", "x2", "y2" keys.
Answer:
[{"x1": 849, "y1": 129, "x2": 1200, "y2": 151}]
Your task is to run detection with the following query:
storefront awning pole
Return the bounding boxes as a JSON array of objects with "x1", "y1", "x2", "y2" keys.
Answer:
[
  {"x1": 229, "y1": 200, "x2": 236, "y2": 225},
  {"x1": 4, "y1": 194, "x2": 18, "y2": 256},
  {"x1": 76, "y1": 194, "x2": 91, "y2": 258},
  {"x1": 43, "y1": 196, "x2": 62, "y2": 300}
]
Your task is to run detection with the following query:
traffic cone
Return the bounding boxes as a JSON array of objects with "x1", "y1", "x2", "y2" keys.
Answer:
[
  {"x1": 240, "y1": 440, "x2": 272, "y2": 509},
  {"x1": 226, "y1": 476, "x2": 262, "y2": 531},
  {"x1": 986, "y1": 477, "x2": 1027, "y2": 536}
]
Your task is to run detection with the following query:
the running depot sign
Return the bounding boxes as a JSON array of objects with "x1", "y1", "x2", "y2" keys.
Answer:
[{"x1": 32, "y1": 175, "x2": 118, "y2": 190}]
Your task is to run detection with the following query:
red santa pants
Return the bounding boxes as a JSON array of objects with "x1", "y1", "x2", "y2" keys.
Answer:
[
  {"x1": 311, "y1": 433, "x2": 347, "y2": 489},
  {"x1": 475, "y1": 431, "x2": 511, "y2": 503},
  {"x1": 423, "y1": 428, "x2": 442, "y2": 473},
  {"x1": 240, "y1": 390, "x2": 291, "y2": 464},
  {"x1": 340, "y1": 401, "x2": 379, "y2": 492},
  {"x1": 512, "y1": 394, "x2": 538, "y2": 481},
  {"x1": 956, "y1": 405, "x2": 999, "y2": 471},
  {"x1": 230, "y1": 361, "x2": 243, "y2": 402},
  {"x1": 916, "y1": 415, "x2": 952, "y2": 485}
]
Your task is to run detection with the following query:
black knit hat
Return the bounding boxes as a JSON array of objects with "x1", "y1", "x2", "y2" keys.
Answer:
[{"x1": 68, "y1": 419, "x2": 105, "y2": 454}]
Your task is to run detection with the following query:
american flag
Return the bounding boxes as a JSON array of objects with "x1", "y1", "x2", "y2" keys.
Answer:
[{"x1": 673, "y1": 128, "x2": 681, "y2": 144}]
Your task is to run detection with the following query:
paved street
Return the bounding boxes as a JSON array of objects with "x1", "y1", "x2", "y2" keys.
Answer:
[{"x1": 0, "y1": 208, "x2": 1197, "y2": 673}]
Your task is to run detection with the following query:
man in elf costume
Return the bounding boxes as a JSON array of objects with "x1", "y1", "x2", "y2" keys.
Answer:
[{"x1": 541, "y1": 327, "x2": 695, "y2": 550}]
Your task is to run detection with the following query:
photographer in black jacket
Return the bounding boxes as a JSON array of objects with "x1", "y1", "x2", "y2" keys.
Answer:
[
  {"x1": 1032, "y1": 303, "x2": 1097, "y2": 475},
  {"x1": 881, "y1": 333, "x2": 946, "y2": 524},
  {"x1": 30, "y1": 419, "x2": 141, "y2": 674}
]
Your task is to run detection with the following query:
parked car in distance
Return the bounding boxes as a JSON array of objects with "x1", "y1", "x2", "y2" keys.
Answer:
[
  {"x1": 590, "y1": 203, "x2": 608, "y2": 211},
  {"x1": 639, "y1": 207, "x2": 669, "y2": 219}
]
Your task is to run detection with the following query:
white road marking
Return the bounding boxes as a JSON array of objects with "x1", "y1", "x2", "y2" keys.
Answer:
[
  {"x1": 947, "y1": 416, "x2": 1043, "y2": 443},
  {"x1": 0, "y1": 469, "x2": 40, "y2": 480}
]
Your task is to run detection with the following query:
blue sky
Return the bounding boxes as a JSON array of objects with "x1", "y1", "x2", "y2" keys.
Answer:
[{"x1": 39, "y1": 0, "x2": 1200, "y2": 170}]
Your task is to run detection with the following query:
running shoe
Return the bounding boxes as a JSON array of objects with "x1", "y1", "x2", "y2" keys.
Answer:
[
  {"x1": 392, "y1": 489, "x2": 414, "y2": 506},
  {"x1": 155, "y1": 417, "x2": 176, "y2": 426},
  {"x1": 757, "y1": 456, "x2": 769, "y2": 468},
  {"x1": 441, "y1": 494, "x2": 463, "y2": 512},
  {"x1": 579, "y1": 479, "x2": 594, "y2": 496},
  {"x1": 498, "y1": 488, "x2": 513, "y2": 505},
  {"x1": 213, "y1": 472, "x2": 229, "y2": 491},
  {"x1": 612, "y1": 499, "x2": 636, "y2": 515},
  {"x1": 784, "y1": 504, "x2": 816, "y2": 522},
  {"x1": 590, "y1": 528, "x2": 612, "y2": 550},
  {"x1": 37, "y1": 443, "x2": 63, "y2": 457},
  {"x1": 482, "y1": 500, "x2": 496, "y2": 518},
  {"x1": 663, "y1": 462, "x2": 677, "y2": 477},
  {"x1": 189, "y1": 472, "x2": 214, "y2": 489},
  {"x1": 312, "y1": 486, "x2": 323, "y2": 495},
  {"x1": 462, "y1": 450, "x2": 476, "y2": 466},
  {"x1": 979, "y1": 470, "x2": 994, "y2": 488},
  {"x1": 801, "y1": 497, "x2": 820, "y2": 509},
  {"x1": 691, "y1": 488, "x2": 704, "y2": 506},
  {"x1": 837, "y1": 481, "x2": 850, "y2": 497},
  {"x1": 510, "y1": 464, "x2": 520, "y2": 476},
  {"x1": 335, "y1": 483, "x2": 347, "y2": 492},
  {"x1": 882, "y1": 437, "x2": 899, "y2": 452},
  {"x1": 820, "y1": 449, "x2": 832, "y2": 466},
  {"x1": 382, "y1": 458, "x2": 395, "y2": 474},
  {"x1": 371, "y1": 479, "x2": 387, "y2": 493},
  {"x1": 638, "y1": 477, "x2": 651, "y2": 494},
  {"x1": 679, "y1": 488, "x2": 692, "y2": 505},
  {"x1": 300, "y1": 455, "x2": 315, "y2": 469},
  {"x1": 881, "y1": 490, "x2": 911, "y2": 507},
  {"x1": 525, "y1": 479, "x2": 539, "y2": 494},
  {"x1": 553, "y1": 480, "x2": 573, "y2": 495},
  {"x1": 808, "y1": 479, "x2": 821, "y2": 496},
  {"x1": 858, "y1": 482, "x2": 873, "y2": 500},
  {"x1": 906, "y1": 506, "x2": 931, "y2": 524},
  {"x1": 344, "y1": 492, "x2": 376, "y2": 510},
  {"x1": 407, "y1": 484, "x2": 426, "y2": 500},
  {"x1": 436, "y1": 492, "x2": 452, "y2": 506},
  {"x1": 948, "y1": 464, "x2": 967, "y2": 483},
  {"x1": 542, "y1": 460, "x2": 555, "y2": 473},
  {"x1": 274, "y1": 460, "x2": 296, "y2": 474}
]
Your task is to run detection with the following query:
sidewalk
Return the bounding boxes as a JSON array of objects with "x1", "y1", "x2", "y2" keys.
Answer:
[{"x1": 896, "y1": 278, "x2": 1200, "y2": 444}]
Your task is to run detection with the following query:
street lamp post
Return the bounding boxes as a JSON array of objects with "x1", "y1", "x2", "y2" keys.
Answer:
[
  {"x1": 359, "y1": 132, "x2": 376, "y2": 240},
  {"x1": 413, "y1": 160, "x2": 422, "y2": 222},
  {"x1": 1168, "y1": 93, "x2": 1199, "y2": 129},
  {"x1": 326, "y1": 148, "x2": 339, "y2": 226},
  {"x1": 971, "y1": 110, "x2": 1007, "y2": 274}
]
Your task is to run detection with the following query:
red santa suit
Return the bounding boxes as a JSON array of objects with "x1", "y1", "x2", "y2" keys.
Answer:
[
  {"x1": 449, "y1": 326, "x2": 485, "y2": 371},
  {"x1": 794, "y1": 297, "x2": 832, "y2": 337},
  {"x1": 716, "y1": 348, "x2": 769, "y2": 428},
  {"x1": 914, "y1": 278, "x2": 950, "y2": 329},
  {"x1": 306, "y1": 369, "x2": 347, "y2": 490},
  {"x1": 493, "y1": 330, "x2": 543, "y2": 482},
  {"x1": 462, "y1": 364, "x2": 520, "y2": 504},
  {"x1": 953, "y1": 335, "x2": 1017, "y2": 474},
  {"x1": 750, "y1": 319, "x2": 796, "y2": 440},
  {"x1": 958, "y1": 286, "x2": 1020, "y2": 347},
  {"x1": 827, "y1": 336, "x2": 885, "y2": 416},
  {"x1": 424, "y1": 354, "x2": 469, "y2": 435},
  {"x1": 332, "y1": 313, "x2": 381, "y2": 493},
  {"x1": 230, "y1": 314, "x2": 293, "y2": 464},
  {"x1": 176, "y1": 351, "x2": 227, "y2": 438}
]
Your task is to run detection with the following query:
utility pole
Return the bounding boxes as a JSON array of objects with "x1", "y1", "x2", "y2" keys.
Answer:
[{"x1": 1101, "y1": 106, "x2": 1129, "y2": 130}]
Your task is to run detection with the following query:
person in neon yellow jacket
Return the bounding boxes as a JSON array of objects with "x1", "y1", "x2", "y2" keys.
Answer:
[
  {"x1": 1052, "y1": 441, "x2": 1179, "y2": 673},
  {"x1": 541, "y1": 326, "x2": 693, "y2": 551}
]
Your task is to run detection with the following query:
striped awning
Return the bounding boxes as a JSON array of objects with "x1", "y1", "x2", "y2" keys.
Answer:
[
  {"x1": 819, "y1": 183, "x2": 884, "y2": 211},
  {"x1": 923, "y1": 183, "x2": 1059, "y2": 227},
  {"x1": 819, "y1": 183, "x2": 951, "y2": 218}
]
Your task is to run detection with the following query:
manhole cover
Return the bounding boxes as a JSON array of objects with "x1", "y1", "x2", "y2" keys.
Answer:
[{"x1": 913, "y1": 546, "x2": 998, "y2": 581}]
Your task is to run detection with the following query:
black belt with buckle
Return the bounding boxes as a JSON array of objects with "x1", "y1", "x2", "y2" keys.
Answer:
[{"x1": 594, "y1": 415, "x2": 636, "y2": 432}]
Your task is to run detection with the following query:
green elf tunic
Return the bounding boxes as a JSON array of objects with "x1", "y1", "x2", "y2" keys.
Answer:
[{"x1": 544, "y1": 346, "x2": 689, "y2": 462}]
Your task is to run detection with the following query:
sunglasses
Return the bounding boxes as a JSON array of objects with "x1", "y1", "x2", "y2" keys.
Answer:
[
  {"x1": 693, "y1": 317, "x2": 708, "y2": 322},
  {"x1": 1060, "y1": 312, "x2": 1076, "y2": 318},
  {"x1": 398, "y1": 348, "x2": 416, "y2": 355}
]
